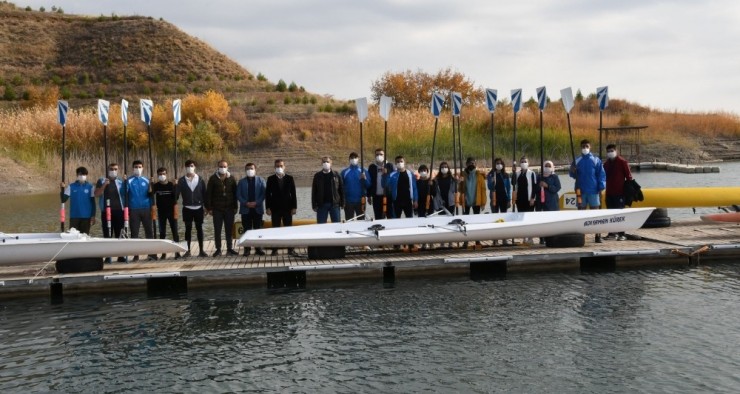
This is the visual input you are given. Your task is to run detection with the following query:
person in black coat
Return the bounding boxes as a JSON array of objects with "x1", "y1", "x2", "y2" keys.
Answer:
[{"x1": 265, "y1": 159, "x2": 298, "y2": 256}]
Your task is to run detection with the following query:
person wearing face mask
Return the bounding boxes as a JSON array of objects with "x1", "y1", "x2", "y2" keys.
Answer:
[
  {"x1": 60, "y1": 166, "x2": 96, "y2": 235},
  {"x1": 538, "y1": 160, "x2": 561, "y2": 212},
  {"x1": 367, "y1": 148, "x2": 394, "y2": 219},
  {"x1": 569, "y1": 139, "x2": 606, "y2": 243},
  {"x1": 95, "y1": 163, "x2": 126, "y2": 257},
  {"x1": 266, "y1": 159, "x2": 298, "y2": 256},
  {"x1": 603, "y1": 144, "x2": 633, "y2": 241},
  {"x1": 513, "y1": 156, "x2": 538, "y2": 213},
  {"x1": 237, "y1": 162, "x2": 266, "y2": 256},
  {"x1": 311, "y1": 156, "x2": 344, "y2": 224},
  {"x1": 487, "y1": 158, "x2": 512, "y2": 214},
  {"x1": 457, "y1": 157, "x2": 487, "y2": 215},
  {"x1": 387, "y1": 155, "x2": 418, "y2": 219},
  {"x1": 176, "y1": 159, "x2": 208, "y2": 257},
  {"x1": 432, "y1": 162, "x2": 455, "y2": 215},
  {"x1": 206, "y1": 160, "x2": 239, "y2": 257},
  {"x1": 416, "y1": 164, "x2": 433, "y2": 218},
  {"x1": 151, "y1": 167, "x2": 181, "y2": 259},
  {"x1": 127, "y1": 160, "x2": 157, "y2": 261},
  {"x1": 341, "y1": 152, "x2": 371, "y2": 221}
]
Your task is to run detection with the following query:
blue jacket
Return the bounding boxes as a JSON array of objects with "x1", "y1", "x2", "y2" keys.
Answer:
[
  {"x1": 127, "y1": 176, "x2": 152, "y2": 209},
  {"x1": 237, "y1": 176, "x2": 266, "y2": 215},
  {"x1": 62, "y1": 181, "x2": 96, "y2": 219},
  {"x1": 387, "y1": 170, "x2": 418, "y2": 203},
  {"x1": 570, "y1": 153, "x2": 606, "y2": 194},
  {"x1": 341, "y1": 165, "x2": 371, "y2": 204}
]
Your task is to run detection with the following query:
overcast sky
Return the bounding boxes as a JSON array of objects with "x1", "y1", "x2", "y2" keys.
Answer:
[{"x1": 15, "y1": 0, "x2": 740, "y2": 113}]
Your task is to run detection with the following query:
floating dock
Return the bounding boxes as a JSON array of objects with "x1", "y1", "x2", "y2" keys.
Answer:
[{"x1": 0, "y1": 219, "x2": 737, "y2": 301}]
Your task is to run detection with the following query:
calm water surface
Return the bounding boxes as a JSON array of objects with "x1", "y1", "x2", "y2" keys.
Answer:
[
  {"x1": 1, "y1": 265, "x2": 739, "y2": 392},
  {"x1": 1, "y1": 162, "x2": 739, "y2": 235}
]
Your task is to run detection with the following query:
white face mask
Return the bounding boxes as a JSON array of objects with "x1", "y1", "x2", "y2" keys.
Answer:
[
  {"x1": 419, "y1": 171, "x2": 428, "y2": 179},
  {"x1": 322, "y1": 162, "x2": 331, "y2": 171},
  {"x1": 495, "y1": 164, "x2": 503, "y2": 171},
  {"x1": 350, "y1": 158, "x2": 359, "y2": 166},
  {"x1": 582, "y1": 148, "x2": 590, "y2": 155},
  {"x1": 246, "y1": 169, "x2": 256, "y2": 177},
  {"x1": 275, "y1": 167, "x2": 284, "y2": 175},
  {"x1": 108, "y1": 170, "x2": 118, "y2": 178},
  {"x1": 77, "y1": 175, "x2": 87, "y2": 182},
  {"x1": 158, "y1": 175, "x2": 167, "y2": 182},
  {"x1": 186, "y1": 166, "x2": 195, "y2": 174},
  {"x1": 607, "y1": 151, "x2": 617, "y2": 159},
  {"x1": 520, "y1": 162, "x2": 529, "y2": 170},
  {"x1": 396, "y1": 162, "x2": 405, "y2": 170},
  {"x1": 133, "y1": 168, "x2": 143, "y2": 177},
  {"x1": 441, "y1": 167, "x2": 449, "y2": 174},
  {"x1": 218, "y1": 167, "x2": 228, "y2": 175},
  {"x1": 544, "y1": 167, "x2": 553, "y2": 175},
  {"x1": 376, "y1": 155, "x2": 384, "y2": 163}
]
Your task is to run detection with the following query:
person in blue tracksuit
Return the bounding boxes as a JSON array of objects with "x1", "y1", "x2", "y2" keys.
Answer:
[
  {"x1": 127, "y1": 160, "x2": 157, "y2": 261},
  {"x1": 237, "y1": 162, "x2": 266, "y2": 256},
  {"x1": 60, "y1": 166, "x2": 96, "y2": 234},
  {"x1": 569, "y1": 139, "x2": 606, "y2": 243},
  {"x1": 341, "y1": 152, "x2": 370, "y2": 220}
]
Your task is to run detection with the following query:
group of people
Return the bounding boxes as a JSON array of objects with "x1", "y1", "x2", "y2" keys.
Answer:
[{"x1": 60, "y1": 139, "x2": 632, "y2": 260}]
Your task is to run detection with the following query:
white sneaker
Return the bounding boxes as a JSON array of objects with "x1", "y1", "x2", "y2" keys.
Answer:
[{"x1": 618, "y1": 235, "x2": 627, "y2": 241}]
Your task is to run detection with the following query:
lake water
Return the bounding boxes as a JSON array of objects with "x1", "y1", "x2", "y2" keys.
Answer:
[
  {"x1": 1, "y1": 163, "x2": 739, "y2": 392},
  {"x1": 1, "y1": 161, "x2": 739, "y2": 236},
  {"x1": 1, "y1": 265, "x2": 739, "y2": 392}
]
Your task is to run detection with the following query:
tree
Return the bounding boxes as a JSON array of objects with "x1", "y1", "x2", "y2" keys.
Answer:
[
  {"x1": 575, "y1": 89, "x2": 584, "y2": 102},
  {"x1": 275, "y1": 79, "x2": 287, "y2": 92},
  {"x1": 370, "y1": 68, "x2": 481, "y2": 110}
]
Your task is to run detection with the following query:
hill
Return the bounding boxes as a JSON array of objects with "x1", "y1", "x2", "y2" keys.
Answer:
[{"x1": 0, "y1": 2, "x2": 263, "y2": 103}]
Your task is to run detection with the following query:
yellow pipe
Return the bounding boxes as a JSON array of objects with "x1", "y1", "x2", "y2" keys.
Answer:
[{"x1": 560, "y1": 187, "x2": 740, "y2": 209}]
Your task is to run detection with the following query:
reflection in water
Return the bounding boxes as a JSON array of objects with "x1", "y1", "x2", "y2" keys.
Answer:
[{"x1": 3, "y1": 266, "x2": 739, "y2": 392}]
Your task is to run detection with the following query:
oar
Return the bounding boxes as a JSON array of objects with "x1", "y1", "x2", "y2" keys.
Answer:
[
  {"x1": 57, "y1": 100, "x2": 68, "y2": 232},
  {"x1": 485, "y1": 89, "x2": 498, "y2": 213},
  {"x1": 380, "y1": 95, "x2": 392, "y2": 220},
  {"x1": 430, "y1": 92, "x2": 444, "y2": 212},
  {"x1": 121, "y1": 99, "x2": 130, "y2": 238},
  {"x1": 560, "y1": 87, "x2": 581, "y2": 207},
  {"x1": 597, "y1": 86, "x2": 609, "y2": 159},
  {"x1": 173, "y1": 99, "x2": 182, "y2": 221},
  {"x1": 140, "y1": 99, "x2": 157, "y2": 232},
  {"x1": 511, "y1": 89, "x2": 522, "y2": 213},
  {"x1": 536, "y1": 86, "x2": 547, "y2": 206},
  {"x1": 428, "y1": 117, "x2": 439, "y2": 211},
  {"x1": 355, "y1": 97, "x2": 369, "y2": 218}
]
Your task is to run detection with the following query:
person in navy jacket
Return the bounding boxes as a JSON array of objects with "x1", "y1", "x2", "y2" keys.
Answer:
[
  {"x1": 237, "y1": 162, "x2": 266, "y2": 256},
  {"x1": 387, "y1": 155, "x2": 418, "y2": 219}
]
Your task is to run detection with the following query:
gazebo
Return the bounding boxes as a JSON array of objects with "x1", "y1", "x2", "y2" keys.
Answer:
[{"x1": 598, "y1": 125, "x2": 648, "y2": 168}]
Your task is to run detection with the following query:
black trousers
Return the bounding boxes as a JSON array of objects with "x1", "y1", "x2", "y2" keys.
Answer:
[
  {"x1": 212, "y1": 209, "x2": 235, "y2": 252},
  {"x1": 158, "y1": 210, "x2": 180, "y2": 242},
  {"x1": 101, "y1": 209, "x2": 124, "y2": 238},
  {"x1": 182, "y1": 207, "x2": 204, "y2": 251},
  {"x1": 371, "y1": 195, "x2": 387, "y2": 219},
  {"x1": 271, "y1": 210, "x2": 294, "y2": 253}
]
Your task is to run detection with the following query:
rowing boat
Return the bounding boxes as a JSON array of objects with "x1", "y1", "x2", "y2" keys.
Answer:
[
  {"x1": 700, "y1": 212, "x2": 740, "y2": 223},
  {"x1": 238, "y1": 208, "x2": 654, "y2": 247},
  {"x1": 0, "y1": 229, "x2": 187, "y2": 265}
]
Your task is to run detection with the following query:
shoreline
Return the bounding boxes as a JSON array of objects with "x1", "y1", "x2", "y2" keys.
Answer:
[{"x1": 0, "y1": 154, "x2": 740, "y2": 199}]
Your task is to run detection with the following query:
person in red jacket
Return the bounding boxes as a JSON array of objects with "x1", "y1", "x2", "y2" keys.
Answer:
[{"x1": 603, "y1": 144, "x2": 633, "y2": 240}]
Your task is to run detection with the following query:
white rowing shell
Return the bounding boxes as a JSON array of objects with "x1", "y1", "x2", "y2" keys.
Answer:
[
  {"x1": 238, "y1": 208, "x2": 653, "y2": 247},
  {"x1": 0, "y1": 230, "x2": 187, "y2": 265}
]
